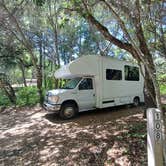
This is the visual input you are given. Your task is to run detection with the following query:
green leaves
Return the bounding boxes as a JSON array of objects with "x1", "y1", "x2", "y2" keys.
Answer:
[
  {"x1": 33, "y1": 0, "x2": 46, "y2": 6},
  {"x1": 16, "y1": 86, "x2": 40, "y2": 106},
  {"x1": 0, "y1": 90, "x2": 11, "y2": 106}
]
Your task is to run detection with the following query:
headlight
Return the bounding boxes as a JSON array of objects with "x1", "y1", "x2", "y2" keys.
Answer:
[{"x1": 48, "y1": 95, "x2": 59, "y2": 103}]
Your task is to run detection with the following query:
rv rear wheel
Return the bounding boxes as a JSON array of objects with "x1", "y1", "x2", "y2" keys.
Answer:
[
  {"x1": 59, "y1": 103, "x2": 78, "y2": 120},
  {"x1": 133, "y1": 97, "x2": 140, "y2": 107}
]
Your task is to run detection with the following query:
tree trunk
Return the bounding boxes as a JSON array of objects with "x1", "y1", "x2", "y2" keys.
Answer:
[
  {"x1": 0, "y1": 76, "x2": 16, "y2": 104},
  {"x1": 54, "y1": 78, "x2": 59, "y2": 89},
  {"x1": 4, "y1": 83, "x2": 16, "y2": 104},
  {"x1": 43, "y1": 50, "x2": 47, "y2": 89},
  {"x1": 36, "y1": 67, "x2": 43, "y2": 104},
  {"x1": 143, "y1": 68, "x2": 157, "y2": 117},
  {"x1": 19, "y1": 63, "x2": 27, "y2": 87},
  {"x1": 54, "y1": 28, "x2": 60, "y2": 67}
]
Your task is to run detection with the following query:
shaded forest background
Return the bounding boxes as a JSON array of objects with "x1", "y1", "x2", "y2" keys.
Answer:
[{"x1": 0, "y1": 0, "x2": 165, "y2": 108}]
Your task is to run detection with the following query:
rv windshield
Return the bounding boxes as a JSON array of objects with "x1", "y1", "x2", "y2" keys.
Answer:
[{"x1": 61, "y1": 77, "x2": 82, "y2": 89}]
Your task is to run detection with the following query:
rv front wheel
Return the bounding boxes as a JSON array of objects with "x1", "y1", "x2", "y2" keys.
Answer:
[
  {"x1": 60, "y1": 103, "x2": 77, "y2": 120},
  {"x1": 133, "y1": 97, "x2": 140, "y2": 107}
]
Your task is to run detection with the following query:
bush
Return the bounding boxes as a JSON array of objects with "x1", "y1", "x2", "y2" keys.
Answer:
[
  {"x1": 159, "y1": 74, "x2": 166, "y2": 95},
  {"x1": 16, "y1": 86, "x2": 40, "y2": 106},
  {"x1": 160, "y1": 84, "x2": 166, "y2": 95},
  {"x1": 0, "y1": 90, "x2": 11, "y2": 106}
]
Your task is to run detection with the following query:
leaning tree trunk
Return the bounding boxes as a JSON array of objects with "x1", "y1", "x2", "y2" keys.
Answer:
[
  {"x1": 3, "y1": 83, "x2": 16, "y2": 104},
  {"x1": 144, "y1": 70, "x2": 156, "y2": 108},
  {"x1": 144, "y1": 69, "x2": 157, "y2": 116},
  {"x1": 0, "y1": 74, "x2": 16, "y2": 104}
]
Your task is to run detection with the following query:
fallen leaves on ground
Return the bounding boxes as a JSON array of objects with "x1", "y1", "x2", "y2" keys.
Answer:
[{"x1": 0, "y1": 105, "x2": 147, "y2": 166}]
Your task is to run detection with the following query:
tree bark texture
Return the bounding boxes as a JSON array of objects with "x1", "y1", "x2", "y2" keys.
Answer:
[
  {"x1": 19, "y1": 62, "x2": 27, "y2": 87},
  {"x1": 36, "y1": 67, "x2": 43, "y2": 104},
  {"x1": 0, "y1": 75, "x2": 16, "y2": 104}
]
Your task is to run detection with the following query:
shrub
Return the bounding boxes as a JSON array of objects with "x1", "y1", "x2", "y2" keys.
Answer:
[
  {"x1": 160, "y1": 84, "x2": 166, "y2": 95},
  {"x1": 0, "y1": 90, "x2": 11, "y2": 106},
  {"x1": 159, "y1": 74, "x2": 166, "y2": 95},
  {"x1": 16, "y1": 86, "x2": 40, "y2": 106}
]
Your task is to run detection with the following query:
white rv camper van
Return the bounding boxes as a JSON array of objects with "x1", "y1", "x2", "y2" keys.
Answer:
[{"x1": 44, "y1": 55, "x2": 144, "y2": 119}]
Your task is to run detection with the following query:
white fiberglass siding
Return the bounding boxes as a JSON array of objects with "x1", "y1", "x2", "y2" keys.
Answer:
[
  {"x1": 54, "y1": 55, "x2": 99, "y2": 78},
  {"x1": 100, "y1": 56, "x2": 144, "y2": 107}
]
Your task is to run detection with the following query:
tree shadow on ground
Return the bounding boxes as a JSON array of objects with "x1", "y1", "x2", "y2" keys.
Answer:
[
  {"x1": 0, "y1": 106, "x2": 147, "y2": 166},
  {"x1": 44, "y1": 105, "x2": 144, "y2": 126}
]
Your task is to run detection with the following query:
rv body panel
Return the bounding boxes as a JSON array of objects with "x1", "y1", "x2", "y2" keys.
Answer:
[{"x1": 99, "y1": 56, "x2": 144, "y2": 108}]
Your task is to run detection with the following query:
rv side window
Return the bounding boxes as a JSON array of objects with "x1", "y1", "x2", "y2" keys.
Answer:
[
  {"x1": 106, "y1": 69, "x2": 122, "y2": 80},
  {"x1": 124, "y1": 65, "x2": 139, "y2": 81},
  {"x1": 79, "y1": 78, "x2": 93, "y2": 90}
]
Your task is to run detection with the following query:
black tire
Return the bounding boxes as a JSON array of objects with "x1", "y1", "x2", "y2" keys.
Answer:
[
  {"x1": 59, "y1": 103, "x2": 78, "y2": 120},
  {"x1": 133, "y1": 97, "x2": 140, "y2": 107}
]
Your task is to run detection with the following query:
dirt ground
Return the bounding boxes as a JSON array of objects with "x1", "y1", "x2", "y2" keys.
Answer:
[{"x1": 0, "y1": 105, "x2": 147, "y2": 166}]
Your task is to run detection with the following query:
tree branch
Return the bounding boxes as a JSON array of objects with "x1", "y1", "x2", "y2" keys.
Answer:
[{"x1": 83, "y1": 12, "x2": 133, "y2": 53}]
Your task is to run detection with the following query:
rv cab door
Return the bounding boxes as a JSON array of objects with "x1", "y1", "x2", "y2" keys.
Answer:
[{"x1": 77, "y1": 78, "x2": 96, "y2": 111}]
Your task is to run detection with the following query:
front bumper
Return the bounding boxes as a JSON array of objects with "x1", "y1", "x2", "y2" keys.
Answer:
[{"x1": 43, "y1": 102, "x2": 61, "y2": 113}]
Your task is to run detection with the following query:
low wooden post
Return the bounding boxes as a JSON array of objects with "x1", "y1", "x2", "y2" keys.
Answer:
[{"x1": 147, "y1": 108, "x2": 164, "y2": 166}]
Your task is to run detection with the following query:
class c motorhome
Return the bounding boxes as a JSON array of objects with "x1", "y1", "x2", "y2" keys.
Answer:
[{"x1": 44, "y1": 55, "x2": 144, "y2": 119}]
